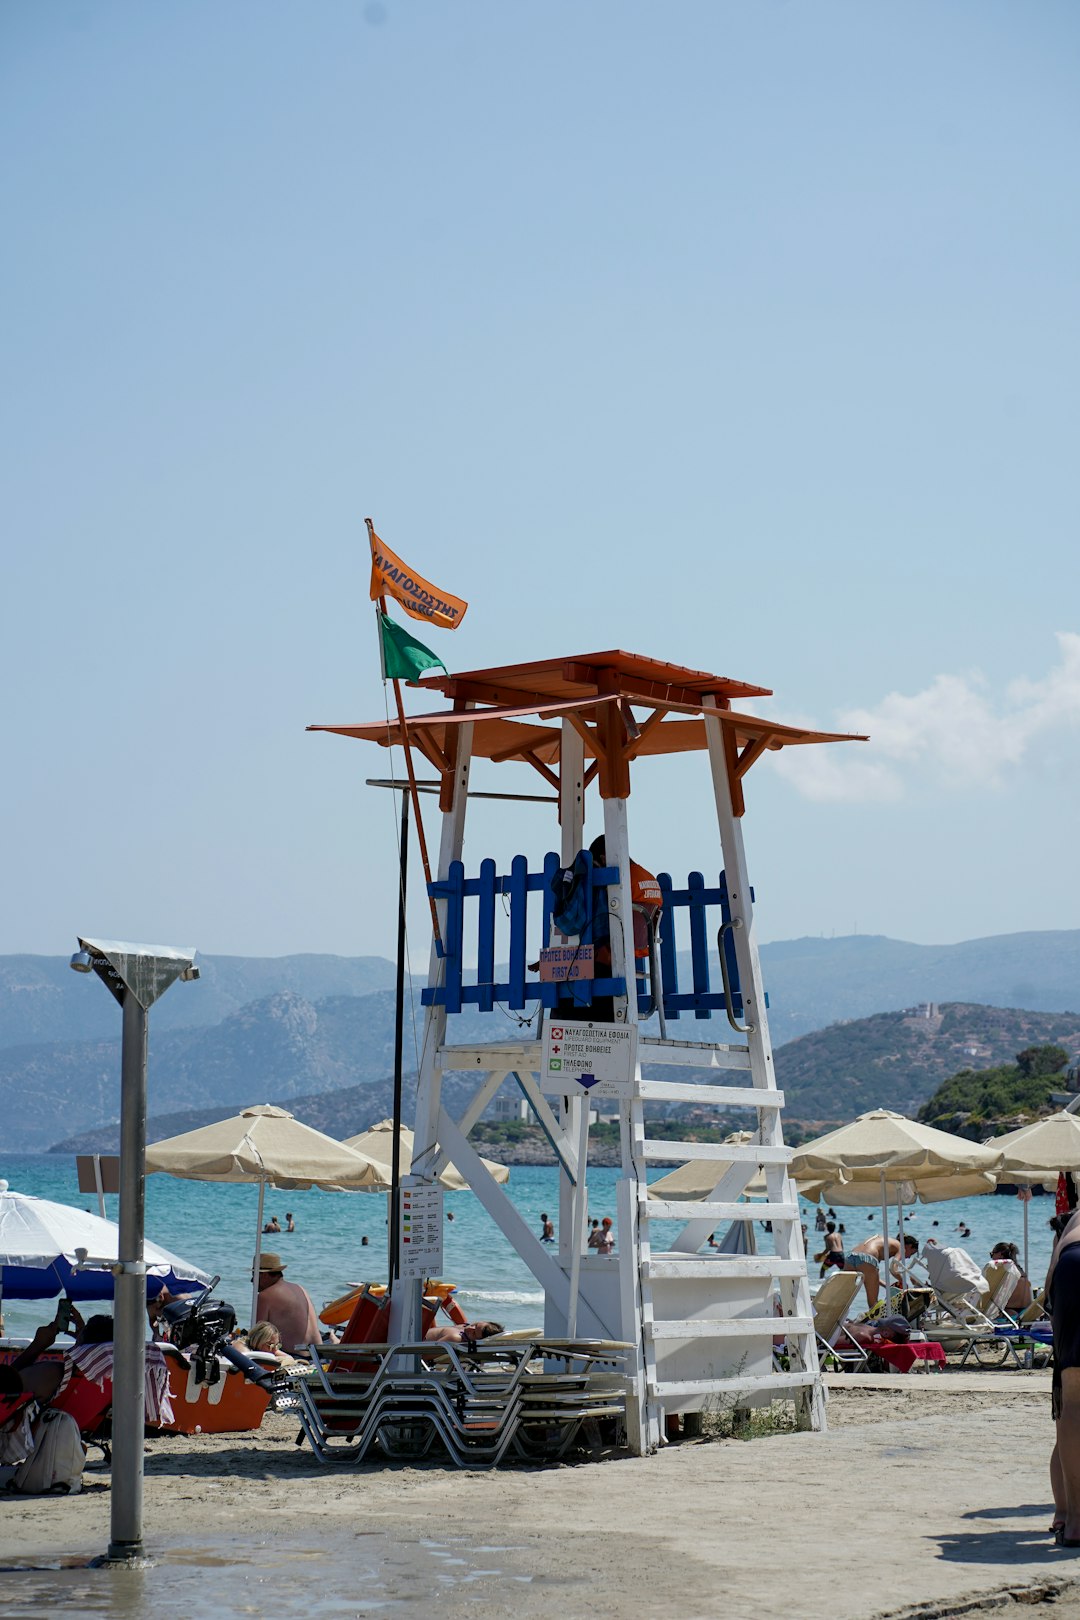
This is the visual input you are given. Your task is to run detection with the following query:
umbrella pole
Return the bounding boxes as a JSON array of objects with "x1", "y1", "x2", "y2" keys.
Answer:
[
  {"x1": 880, "y1": 1170, "x2": 890, "y2": 1313},
  {"x1": 252, "y1": 1180, "x2": 266, "y2": 1329},
  {"x1": 897, "y1": 1196, "x2": 909, "y2": 1290},
  {"x1": 1023, "y1": 1193, "x2": 1030, "y2": 1281},
  {"x1": 390, "y1": 786, "x2": 409, "y2": 1294}
]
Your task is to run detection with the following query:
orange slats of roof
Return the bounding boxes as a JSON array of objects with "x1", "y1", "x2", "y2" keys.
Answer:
[{"x1": 412, "y1": 648, "x2": 771, "y2": 704}]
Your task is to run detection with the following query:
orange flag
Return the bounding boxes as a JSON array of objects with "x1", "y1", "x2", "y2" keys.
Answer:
[{"x1": 367, "y1": 522, "x2": 468, "y2": 630}]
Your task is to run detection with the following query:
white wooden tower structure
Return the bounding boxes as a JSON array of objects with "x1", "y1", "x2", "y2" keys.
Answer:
[{"x1": 312, "y1": 649, "x2": 861, "y2": 1453}]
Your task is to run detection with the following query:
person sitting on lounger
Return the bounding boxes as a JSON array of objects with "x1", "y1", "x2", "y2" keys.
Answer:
[
  {"x1": 0, "y1": 1306, "x2": 113, "y2": 1402},
  {"x1": 990, "y1": 1241, "x2": 1033, "y2": 1313},
  {"x1": 234, "y1": 1319, "x2": 299, "y2": 1366},
  {"x1": 253, "y1": 1252, "x2": 321, "y2": 1353},
  {"x1": 424, "y1": 1320, "x2": 504, "y2": 1345}
]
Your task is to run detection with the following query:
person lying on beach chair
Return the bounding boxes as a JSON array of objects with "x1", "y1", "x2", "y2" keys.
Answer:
[{"x1": 424, "y1": 1320, "x2": 505, "y2": 1346}]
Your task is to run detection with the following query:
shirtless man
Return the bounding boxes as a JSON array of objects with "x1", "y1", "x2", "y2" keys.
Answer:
[
  {"x1": 847, "y1": 1233, "x2": 918, "y2": 1308},
  {"x1": 818, "y1": 1221, "x2": 845, "y2": 1275},
  {"x1": 253, "y1": 1253, "x2": 320, "y2": 1352}
]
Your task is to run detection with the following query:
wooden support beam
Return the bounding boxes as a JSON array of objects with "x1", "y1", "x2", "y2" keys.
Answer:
[
  {"x1": 522, "y1": 750, "x2": 561, "y2": 791},
  {"x1": 735, "y1": 732, "x2": 772, "y2": 781}
]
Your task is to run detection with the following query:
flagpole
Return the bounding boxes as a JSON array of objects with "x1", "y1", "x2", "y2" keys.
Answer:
[
  {"x1": 378, "y1": 598, "x2": 442, "y2": 950},
  {"x1": 366, "y1": 519, "x2": 443, "y2": 950},
  {"x1": 389, "y1": 784, "x2": 408, "y2": 1292}
]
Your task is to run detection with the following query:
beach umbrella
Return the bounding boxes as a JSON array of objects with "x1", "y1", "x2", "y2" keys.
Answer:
[
  {"x1": 982, "y1": 1110, "x2": 1080, "y2": 1274},
  {"x1": 0, "y1": 1182, "x2": 210, "y2": 1304},
  {"x1": 343, "y1": 1118, "x2": 511, "y2": 1190},
  {"x1": 146, "y1": 1104, "x2": 392, "y2": 1323},
  {"x1": 791, "y1": 1110, "x2": 1003, "y2": 1304}
]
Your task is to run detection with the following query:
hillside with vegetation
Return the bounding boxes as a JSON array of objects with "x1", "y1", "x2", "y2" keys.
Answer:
[
  {"x1": 774, "y1": 1004, "x2": 1080, "y2": 1126},
  {"x1": 918, "y1": 1044, "x2": 1072, "y2": 1138}
]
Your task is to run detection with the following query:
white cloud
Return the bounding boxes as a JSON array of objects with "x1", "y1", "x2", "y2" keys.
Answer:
[{"x1": 764, "y1": 632, "x2": 1080, "y2": 804}]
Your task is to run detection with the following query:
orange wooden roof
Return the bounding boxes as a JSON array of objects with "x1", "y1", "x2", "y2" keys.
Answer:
[
  {"x1": 307, "y1": 649, "x2": 864, "y2": 810},
  {"x1": 308, "y1": 703, "x2": 852, "y2": 761},
  {"x1": 414, "y1": 649, "x2": 771, "y2": 710}
]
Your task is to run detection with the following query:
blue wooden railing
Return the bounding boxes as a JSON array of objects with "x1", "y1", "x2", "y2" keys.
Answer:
[
  {"x1": 420, "y1": 853, "x2": 763, "y2": 1024},
  {"x1": 420, "y1": 851, "x2": 629, "y2": 1013},
  {"x1": 656, "y1": 871, "x2": 758, "y2": 1022}
]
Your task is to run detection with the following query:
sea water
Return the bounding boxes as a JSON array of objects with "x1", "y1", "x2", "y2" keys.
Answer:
[{"x1": 0, "y1": 1151, "x2": 1055, "y2": 1338}]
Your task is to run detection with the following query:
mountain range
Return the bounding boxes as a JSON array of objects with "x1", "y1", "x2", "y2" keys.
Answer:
[{"x1": 1, "y1": 931, "x2": 1078, "y2": 1153}]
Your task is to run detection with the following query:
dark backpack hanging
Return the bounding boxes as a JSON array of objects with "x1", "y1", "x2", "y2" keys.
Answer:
[{"x1": 550, "y1": 850, "x2": 592, "y2": 939}]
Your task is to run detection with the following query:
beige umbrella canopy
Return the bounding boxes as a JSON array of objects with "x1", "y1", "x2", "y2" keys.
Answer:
[
  {"x1": 790, "y1": 1110, "x2": 1003, "y2": 1304},
  {"x1": 147, "y1": 1104, "x2": 392, "y2": 1189},
  {"x1": 343, "y1": 1119, "x2": 510, "y2": 1190},
  {"x1": 986, "y1": 1111, "x2": 1080, "y2": 1187},
  {"x1": 981, "y1": 1109, "x2": 1080, "y2": 1273},
  {"x1": 791, "y1": 1109, "x2": 1002, "y2": 1198},
  {"x1": 147, "y1": 1104, "x2": 393, "y2": 1324}
]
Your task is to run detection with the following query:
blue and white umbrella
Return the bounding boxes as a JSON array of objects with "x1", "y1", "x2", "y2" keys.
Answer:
[{"x1": 0, "y1": 1183, "x2": 210, "y2": 1302}]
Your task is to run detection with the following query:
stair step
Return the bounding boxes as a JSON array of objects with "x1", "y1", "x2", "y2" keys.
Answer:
[
  {"x1": 638, "y1": 1081, "x2": 783, "y2": 1108},
  {"x1": 645, "y1": 1200, "x2": 798, "y2": 1223},
  {"x1": 647, "y1": 1316, "x2": 814, "y2": 1341},
  {"x1": 645, "y1": 1257, "x2": 806, "y2": 1280},
  {"x1": 639, "y1": 1037, "x2": 751, "y2": 1070},
  {"x1": 649, "y1": 1371, "x2": 819, "y2": 1400},
  {"x1": 641, "y1": 1140, "x2": 791, "y2": 1165}
]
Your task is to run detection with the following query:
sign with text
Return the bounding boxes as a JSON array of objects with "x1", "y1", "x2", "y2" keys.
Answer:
[
  {"x1": 538, "y1": 944, "x2": 595, "y2": 983},
  {"x1": 540, "y1": 1020, "x2": 638, "y2": 1100},
  {"x1": 398, "y1": 1181, "x2": 444, "y2": 1281}
]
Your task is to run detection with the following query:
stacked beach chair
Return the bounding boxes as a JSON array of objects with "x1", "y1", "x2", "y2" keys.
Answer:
[{"x1": 293, "y1": 1337, "x2": 626, "y2": 1468}]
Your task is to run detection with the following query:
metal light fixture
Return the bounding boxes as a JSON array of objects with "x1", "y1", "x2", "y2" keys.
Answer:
[{"x1": 69, "y1": 935, "x2": 198, "y2": 1564}]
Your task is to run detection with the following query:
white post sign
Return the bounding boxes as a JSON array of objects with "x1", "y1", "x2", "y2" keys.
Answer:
[
  {"x1": 398, "y1": 1181, "x2": 444, "y2": 1281},
  {"x1": 540, "y1": 1020, "x2": 638, "y2": 1100}
]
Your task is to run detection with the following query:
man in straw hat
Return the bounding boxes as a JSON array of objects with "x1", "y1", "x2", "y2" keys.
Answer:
[{"x1": 252, "y1": 1252, "x2": 320, "y2": 1353}]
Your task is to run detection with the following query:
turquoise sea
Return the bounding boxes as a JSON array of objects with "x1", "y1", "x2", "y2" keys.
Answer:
[{"x1": 0, "y1": 1152, "x2": 1056, "y2": 1339}]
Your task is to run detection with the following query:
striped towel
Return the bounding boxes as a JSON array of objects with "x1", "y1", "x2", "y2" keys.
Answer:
[{"x1": 69, "y1": 1341, "x2": 175, "y2": 1428}]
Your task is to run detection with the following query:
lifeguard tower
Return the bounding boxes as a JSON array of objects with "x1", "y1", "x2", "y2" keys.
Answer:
[{"x1": 312, "y1": 649, "x2": 858, "y2": 1453}]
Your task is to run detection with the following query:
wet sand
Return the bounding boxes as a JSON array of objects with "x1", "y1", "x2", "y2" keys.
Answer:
[{"x1": 1, "y1": 1376, "x2": 1076, "y2": 1620}]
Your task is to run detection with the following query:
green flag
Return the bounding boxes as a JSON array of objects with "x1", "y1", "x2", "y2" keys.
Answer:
[{"x1": 378, "y1": 611, "x2": 447, "y2": 682}]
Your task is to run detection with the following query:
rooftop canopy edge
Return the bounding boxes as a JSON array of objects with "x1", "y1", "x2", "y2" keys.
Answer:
[{"x1": 307, "y1": 649, "x2": 864, "y2": 811}]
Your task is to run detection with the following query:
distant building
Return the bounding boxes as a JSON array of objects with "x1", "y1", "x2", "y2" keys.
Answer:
[{"x1": 489, "y1": 1094, "x2": 532, "y2": 1123}]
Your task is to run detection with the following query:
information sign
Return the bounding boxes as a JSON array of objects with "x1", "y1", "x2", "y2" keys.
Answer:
[
  {"x1": 398, "y1": 1181, "x2": 444, "y2": 1281},
  {"x1": 540, "y1": 1020, "x2": 638, "y2": 1099},
  {"x1": 538, "y1": 944, "x2": 595, "y2": 983}
]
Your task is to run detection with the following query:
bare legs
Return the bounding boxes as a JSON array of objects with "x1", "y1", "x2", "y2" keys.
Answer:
[
  {"x1": 858, "y1": 1263, "x2": 880, "y2": 1310},
  {"x1": 1051, "y1": 1441, "x2": 1066, "y2": 1530},
  {"x1": 1057, "y1": 1368, "x2": 1080, "y2": 1541}
]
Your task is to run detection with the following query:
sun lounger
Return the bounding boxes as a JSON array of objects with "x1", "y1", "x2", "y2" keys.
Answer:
[
  {"x1": 292, "y1": 1336, "x2": 628, "y2": 1467},
  {"x1": 810, "y1": 1272, "x2": 868, "y2": 1371},
  {"x1": 920, "y1": 1261, "x2": 1027, "y2": 1367}
]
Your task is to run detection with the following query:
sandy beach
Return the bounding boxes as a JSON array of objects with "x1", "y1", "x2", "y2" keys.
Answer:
[{"x1": 3, "y1": 1373, "x2": 1079, "y2": 1620}]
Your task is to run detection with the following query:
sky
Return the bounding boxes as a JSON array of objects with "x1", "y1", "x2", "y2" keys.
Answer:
[{"x1": 2, "y1": 0, "x2": 1078, "y2": 968}]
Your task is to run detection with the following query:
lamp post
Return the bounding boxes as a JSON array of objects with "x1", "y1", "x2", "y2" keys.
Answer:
[{"x1": 70, "y1": 936, "x2": 198, "y2": 1563}]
